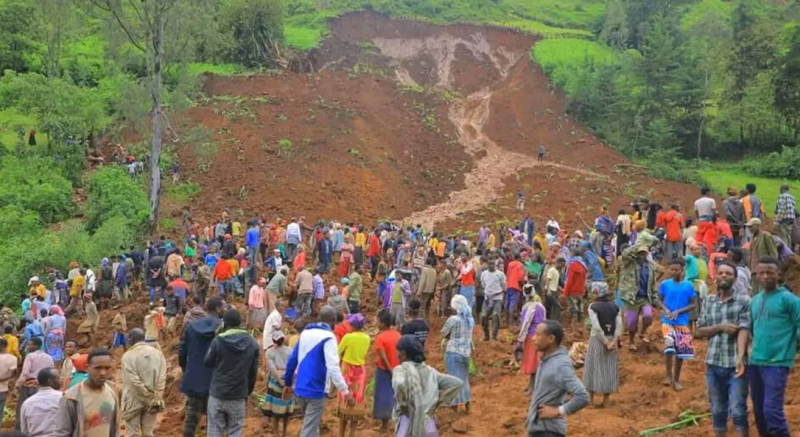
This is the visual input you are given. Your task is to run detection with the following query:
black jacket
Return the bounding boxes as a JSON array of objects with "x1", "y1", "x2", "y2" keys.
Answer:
[
  {"x1": 204, "y1": 327, "x2": 260, "y2": 400},
  {"x1": 179, "y1": 316, "x2": 221, "y2": 396}
]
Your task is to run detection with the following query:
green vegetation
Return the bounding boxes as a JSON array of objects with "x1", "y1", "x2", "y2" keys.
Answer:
[
  {"x1": 165, "y1": 182, "x2": 203, "y2": 202},
  {"x1": 701, "y1": 168, "x2": 799, "y2": 214}
]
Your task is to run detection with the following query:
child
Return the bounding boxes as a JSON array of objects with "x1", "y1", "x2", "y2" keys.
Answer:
[
  {"x1": 110, "y1": 308, "x2": 128, "y2": 352},
  {"x1": 659, "y1": 259, "x2": 697, "y2": 391}
]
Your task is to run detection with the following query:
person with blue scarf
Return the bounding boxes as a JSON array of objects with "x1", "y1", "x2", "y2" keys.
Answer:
[
  {"x1": 441, "y1": 294, "x2": 474, "y2": 414},
  {"x1": 580, "y1": 241, "x2": 605, "y2": 284}
]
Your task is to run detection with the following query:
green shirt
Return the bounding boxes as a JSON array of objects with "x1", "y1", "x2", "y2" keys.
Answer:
[
  {"x1": 392, "y1": 282, "x2": 404, "y2": 304},
  {"x1": 749, "y1": 287, "x2": 800, "y2": 368},
  {"x1": 348, "y1": 272, "x2": 363, "y2": 301}
]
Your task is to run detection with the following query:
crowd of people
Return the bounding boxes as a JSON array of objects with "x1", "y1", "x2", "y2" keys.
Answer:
[{"x1": 0, "y1": 181, "x2": 798, "y2": 437}]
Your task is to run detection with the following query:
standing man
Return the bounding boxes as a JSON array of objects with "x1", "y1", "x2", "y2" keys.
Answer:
[
  {"x1": 121, "y1": 328, "x2": 167, "y2": 437},
  {"x1": 617, "y1": 246, "x2": 657, "y2": 352},
  {"x1": 53, "y1": 349, "x2": 120, "y2": 437},
  {"x1": 457, "y1": 252, "x2": 476, "y2": 308},
  {"x1": 563, "y1": 249, "x2": 588, "y2": 334},
  {"x1": 774, "y1": 184, "x2": 796, "y2": 249},
  {"x1": 521, "y1": 214, "x2": 535, "y2": 247},
  {"x1": 316, "y1": 232, "x2": 333, "y2": 274},
  {"x1": 286, "y1": 219, "x2": 302, "y2": 265},
  {"x1": 745, "y1": 219, "x2": 778, "y2": 290},
  {"x1": 659, "y1": 259, "x2": 697, "y2": 391},
  {"x1": 663, "y1": 204, "x2": 684, "y2": 262},
  {"x1": 367, "y1": 229, "x2": 382, "y2": 282},
  {"x1": 517, "y1": 189, "x2": 525, "y2": 212},
  {"x1": 537, "y1": 144, "x2": 546, "y2": 162},
  {"x1": 724, "y1": 187, "x2": 746, "y2": 247},
  {"x1": 544, "y1": 257, "x2": 565, "y2": 322},
  {"x1": 0, "y1": 338, "x2": 17, "y2": 416},
  {"x1": 748, "y1": 256, "x2": 800, "y2": 437},
  {"x1": 294, "y1": 268, "x2": 314, "y2": 318},
  {"x1": 417, "y1": 260, "x2": 437, "y2": 321},
  {"x1": 505, "y1": 253, "x2": 526, "y2": 326},
  {"x1": 179, "y1": 297, "x2": 224, "y2": 437},
  {"x1": 480, "y1": 260, "x2": 506, "y2": 341},
  {"x1": 742, "y1": 184, "x2": 765, "y2": 242},
  {"x1": 283, "y1": 306, "x2": 354, "y2": 437},
  {"x1": 694, "y1": 188, "x2": 718, "y2": 254},
  {"x1": 204, "y1": 309, "x2": 260, "y2": 437},
  {"x1": 347, "y1": 265, "x2": 364, "y2": 315},
  {"x1": 525, "y1": 320, "x2": 589, "y2": 437},
  {"x1": 696, "y1": 261, "x2": 750, "y2": 437},
  {"x1": 245, "y1": 221, "x2": 260, "y2": 284},
  {"x1": 15, "y1": 337, "x2": 54, "y2": 430},
  {"x1": 727, "y1": 248, "x2": 752, "y2": 298},
  {"x1": 20, "y1": 367, "x2": 62, "y2": 437}
]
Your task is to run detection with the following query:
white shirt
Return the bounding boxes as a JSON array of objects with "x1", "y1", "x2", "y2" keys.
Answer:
[
  {"x1": 546, "y1": 266, "x2": 561, "y2": 293},
  {"x1": 286, "y1": 223, "x2": 301, "y2": 241},
  {"x1": 694, "y1": 197, "x2": 717, "y2": 219},
  {"x1": 480, "y1": 270, "x2": 506, "y2": 301},
  {"x1": 85, "y1": 269, "x2": 96, "y2": 292},
  {"x1": 262, "y1": 310, "x2": 283, "y2": 350},
  {"x1": 20, "y1": 386, "x2": 62, "y2": 437}
]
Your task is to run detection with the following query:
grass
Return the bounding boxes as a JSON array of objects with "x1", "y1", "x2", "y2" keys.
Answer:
[
  {"x1": 700, "y1": 169, "x2": 799, "y2": 215},
  {"x1": 532, "y1": 38, "x2": 616, "y2": 93},
  {"x1": 164, "y1": 182, "x2": 202, "y2": 202},
  {"x1": 0, "y1": 109, "x2": 39, "y2": 150}
]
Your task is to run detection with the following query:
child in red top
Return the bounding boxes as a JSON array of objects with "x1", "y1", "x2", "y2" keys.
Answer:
[{"x1": 373, "y1": 310, "x2": 401, "y2": 432}]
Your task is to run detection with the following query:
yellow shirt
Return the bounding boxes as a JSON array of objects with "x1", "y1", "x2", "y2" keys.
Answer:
[
  {"x1": 428, "y1": 238, "x2": 439, "y2": 251},
  {"x1": 70, "y1": 275, "x2": 85, "y2": 297},
  {"x1": 227, "y1": 259, "x2": 240, "y2": 273},
  {"x1": 2, "y1": 334, "x2": 19, "y2": 360},
  {"x1": 30, "y1": 284, "x2": 46, "y2": 299},
  {"x1": 534, "y1": 234, "x2": 549, "y2": 254},
  {"x1": 354, "y1": 233, "x2": 366, "y2": 248},
  {"x1": 487, "y1": 234, "x2": 496, "y2": 249},
  {"x1": 338, "y1": 331, "x2": 371, "y2": 366},
  {"x1": 232, "y1": 221, "x2": 242, "y2": 236},
  {"x1": 287, "y1": 334, "x2": 300, "y2": 349}
]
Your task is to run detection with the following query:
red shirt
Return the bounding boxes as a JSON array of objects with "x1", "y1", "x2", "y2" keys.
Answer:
[
  {"x1": 374, "y1": 329, "x2": 401, "y2": 370},
  {"x1": 656, "y1": 210, "x2": 667, "y2": 229},
  {"x1": 460, "y1": 262, "x2": 476, "y2": 286},
  {"x1": 664, "y1": 210, "x2": 684, "y2": 242},
  {"x1": 334, "y1": 321, "x2": 352, "y2": 343},
  {"x1": 367, "y1": 234, "x2": 382, "y2": 258},
  {"x1": 716, "y1": 220, "x2": 733, "y2": 239},
  {"x1": 506, "y1": 260, "x2": 525, "y2": 290},
  {"x1": 563, "y1": 262, "x2": 587, "y2": 297}
]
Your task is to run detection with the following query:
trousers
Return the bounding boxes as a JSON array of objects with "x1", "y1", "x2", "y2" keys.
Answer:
[
  {"x1": 706, "y1": 365, "x2": 748, "y2": 431},
  {"x1": 207, "y1": 396, "x2": 245, "y2": 437},
  {"x1": 124, "y1": 407, "x2": 158, "y2": 437},
  {"x1": 183, "y1": 394, "x2": 207, "y2": 437},
  {"x1": 298, "y1": 397, "x2": 326, "y2": 437},
  {"x1": 748, "y1": 365, "x2": 791, "y2": 437}
]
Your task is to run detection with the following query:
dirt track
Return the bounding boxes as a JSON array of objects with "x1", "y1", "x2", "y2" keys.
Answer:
[{"x1": 128, "y1": 11, "x2": 800, "y2": 437}]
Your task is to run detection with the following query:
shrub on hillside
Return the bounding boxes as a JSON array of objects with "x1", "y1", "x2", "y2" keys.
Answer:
[
  {"x1": 86, "y1": 167, "x2": 149, "y2": 232},
  {"x1": 0, "y1": 156, "x2": 73, "y2": 223},
  {"x1": 741, "y1": 146, "x2": 800, "y2": 180}
]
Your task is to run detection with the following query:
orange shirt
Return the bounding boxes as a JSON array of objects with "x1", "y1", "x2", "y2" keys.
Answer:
[
  {"x1": 564, "y1": 262, "x2": 587, "y2": 297},
  {"x1": 435, "y1": 242, "x2": 446, "y2": 258},
  {"x1": 664, "y1": 210, "x2": 684, "y2": 242},
  {"x1": 460, "y1": 263, "x2": 476, "y2": 286},
  {"x1": 367, "y1": 235, "x2": 382, "y2": 258},
  {"x1": 213, "y1": 259, "x2": 234, "y2": 280},
  {"x1": 506, "y1": 260, "x2": 525, "y2": 290},
  {"x1": 374, "y1": 329, "x2": 401, "y2": 370}
]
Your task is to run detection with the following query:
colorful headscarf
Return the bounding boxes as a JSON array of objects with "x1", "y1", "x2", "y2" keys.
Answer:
[
  {"x1": 101, "y1": 258, "x2": 109, "y2": 267},
  {"x1": 591, "y1": 281, "x2": 609, "y2": 297},
  {"x1": 348, "y1": 313, "x2": 366, "y2": 329},
  {"x1": 49, "y1": 305, "x2": 64, "y2": 316},
  {"x1": 450, "y1": 295, "x2": 474, "y2": 329}
]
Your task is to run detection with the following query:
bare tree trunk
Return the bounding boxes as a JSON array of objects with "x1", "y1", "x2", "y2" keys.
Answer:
[
  {"x1": 148, "y1": 0, "x2": 166, "y2": 233},
  {"x1": 696, "y1": 117, "x2": 704, "y2": 160}
]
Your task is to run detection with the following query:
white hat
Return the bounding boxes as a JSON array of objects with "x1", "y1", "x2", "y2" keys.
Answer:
[
  {"x1": 745, "y1": 218, "x2": 762, "y2": 227},
  {"x1": 28, "y1": 276, "x2": 40, "y2": 286}
]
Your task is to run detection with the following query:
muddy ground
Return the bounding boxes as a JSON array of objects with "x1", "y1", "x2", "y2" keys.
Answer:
[{"x1": 35, "y1": 10, "x2": 800, "y2": 437}]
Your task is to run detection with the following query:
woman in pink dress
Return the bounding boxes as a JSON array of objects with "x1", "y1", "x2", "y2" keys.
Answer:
[{"x1": 339, "y1": 234, "x2": 355, "y2": 278}]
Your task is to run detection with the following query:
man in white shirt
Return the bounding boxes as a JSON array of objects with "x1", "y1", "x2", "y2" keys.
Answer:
[
  {"x1": 286, "y1": 220, "x2": 302, "y2": 262},
  {"x1": 480, "y1": 260, "x2": 506, "y2": 341},
  {"x1": 262, "y1": 300, "x2": 285, "y2": 351},
  {"x1": 694, "y1": 187, "x2": 718, "y2": 254},
  {"x1": 0, "y1": 338, "x2": 17, "y2": 416},
  {"x1": 20, "y1": 367, "x2": 62, "y2": 437}
]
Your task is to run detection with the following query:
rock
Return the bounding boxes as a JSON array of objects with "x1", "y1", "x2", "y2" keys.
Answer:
[
  {"x1": 474, "y1": 149, "x2": 488, "y2": 159},
  {"x1": 451, "y1": 419, "x2": 470, "y2": 434}
]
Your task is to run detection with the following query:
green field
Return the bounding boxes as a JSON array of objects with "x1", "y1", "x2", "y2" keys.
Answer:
[
  {"x1": 700, "y1": 169, "x2": 799, "y2": 215},
  {"x1": 532, "y1": 38, "x2": 616, "y2": 93},
  {"x1": 0, "y1": 109, "x2": 37, "y2": 149}
]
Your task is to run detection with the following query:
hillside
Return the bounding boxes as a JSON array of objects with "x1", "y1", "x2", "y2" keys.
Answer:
[{"x1": 162, "y1": 11, "x2": 700, "y2": 232}]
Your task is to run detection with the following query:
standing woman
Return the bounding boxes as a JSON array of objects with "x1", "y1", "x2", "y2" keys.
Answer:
[
  {"x1": 517, "y1": 288, "x2": 546, "y2": 395},
  {"x1": 583, "y1": 282, "x2": 622, "y2": 408},
  {"x1": 339, "y1": 234, "x2": 355, "y2": 278},
  {"x1": 262, "y1": 330, "x2": 294, "y2": 437},
  {"x1": 43, "y1": 305, "x2": 66, "y2": 363},
  {"x1": 441, "y1": 295, "x2": 473, "y2": 414},
  {"x1": 393, "y1": 335, "x2": 463, "y2": 437},
  {"x1": 337, "y1": 314, "x2": 371, "y2": 437}
]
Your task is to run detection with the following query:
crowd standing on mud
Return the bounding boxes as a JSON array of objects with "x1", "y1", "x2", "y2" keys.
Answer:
[{"x1": 0, "y1": 180, "x2": 798, "y2": 437}]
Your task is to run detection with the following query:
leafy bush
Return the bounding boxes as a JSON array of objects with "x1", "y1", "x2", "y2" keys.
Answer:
[
  {"x1": 0, "y1": 156, "x2": 73, "y2": 223},
  {"x1": 165, "y1": 182, "x2": 202, "y2": 202},
  {"x1": 741, "y1": 146, "x2": 800, "y2": 180},
  {"x1": 85, "y1": 167, "x2": 149, "y2": 232}
]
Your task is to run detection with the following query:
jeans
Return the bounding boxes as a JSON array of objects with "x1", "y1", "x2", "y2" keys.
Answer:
[
  {"x1": 706, "y1": 365, "x2": 748, "y2": 432},
  {"x1": 505, "y1": 288, "x2": 520, "y2": 313},
  {"x1": 748, "y1": 365, "x2": 791, "y2": 437},
  {"x1": 459, "y1": 285, "x2": 475, "y2": 308},
  {"x1": 298, "y1": 397, "x2": 326, "y2": 437},
  {"x1": 481, "y1": 299, "x2": 502, "y2": 339},
  {"x1": 390, "y1": 303, "x2": 405, "y2": 329},
  {"x1": 664, "y1": 241, "x2": 683, "y2": 263},
  {"x1": 149, "y1": 286, "x2": 164, "y2": 303},
  {"x1": 184, "y1": 395, "x2": 207, "y2": 437}
]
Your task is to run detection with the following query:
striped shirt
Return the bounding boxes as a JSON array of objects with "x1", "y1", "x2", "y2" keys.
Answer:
[{"x1": 697, "y1": 293, "x2": 750, "y2": 368}]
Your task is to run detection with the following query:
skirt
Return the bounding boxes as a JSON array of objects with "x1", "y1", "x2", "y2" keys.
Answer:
[
  {"x1": 662, "y1": 324, "x2": 694, "y2": 359},
  {"x1": 354, "y1": 247, "x2": 364, "y2": 266},
  {"x1": 249, "y1": 308, "x2": 267, "y2": 326},
  {"x1": 582, "y1": 335, "x2": 619, "y2": 394},
  {"x1": 520, "y1": 334, "x2": 541, "y2": 375},
  {"x1": 337, "y1": 363, "x2": 367, "y2": 419},
  {"x1": 395, "y1": 415, "x2": 439, "y2": 437},
  {"x1": 45, "y1": 330, "x2": 64, "y2": 362},
  {"x1": 339, "y1": 257, "x2": 351, "y2": 278},
  {"x1": 445, "y1": 352, "x2": 470, "y2": 406},
  {"x1": 111, "y1": 331, "x2": 127, "y2": 348},
  {"x1": 262, "y1": 374, "x2": 295, "y2": 418},
  {"x1": 373, "y1": 367, "x2": 395, "y2": 420}
]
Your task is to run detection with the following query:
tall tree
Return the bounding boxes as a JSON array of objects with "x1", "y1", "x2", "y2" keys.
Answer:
[
  {"x1": 39, "y1": 0, "x2": 74, "y2": 78},
  {"x1": 599, "y1": 0, "x2": 629, "y2": 50},
  {"x1": 774, "y1": 24, "x2": 800, "y2": 138}
]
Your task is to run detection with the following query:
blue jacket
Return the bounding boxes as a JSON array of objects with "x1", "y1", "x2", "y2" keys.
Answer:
[
  {"x1": 179, "y1": 316, "x2": 221, "y2": 396},
  {"x1": 317, "y1": 239, "x2": 333, "y2": 262},
  {"x1": 583, "y1": 250, "x2": 604, "y2": 282},
  {"x1": 284, "y1": 324, "x2": 349, "y2": 399},
  {"x1": 245, "y1": 227, "x2": 260, "y2": 248}
]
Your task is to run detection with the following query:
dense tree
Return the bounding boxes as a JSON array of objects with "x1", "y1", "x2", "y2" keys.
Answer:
[
  {"x1": 218, "y1": 0, "x2": 285, "y2": 67},
  {"x1": 599, "y1": 0, "x2": 629, "y2": 50},
  {"x1": 0, "y1": 0, "x2": 40, "y2": 73},
  {"x1": 774, "y1": 24, "x2": 800, "y2": 138}
]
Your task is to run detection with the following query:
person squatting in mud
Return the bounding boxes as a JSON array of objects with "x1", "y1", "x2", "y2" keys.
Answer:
[{"x1": 6, "y1": 181, "x2": 799, "y2": 437}]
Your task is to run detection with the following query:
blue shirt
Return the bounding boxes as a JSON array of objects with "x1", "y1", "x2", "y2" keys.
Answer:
[
  {"x1": 583, "y1": 250, "x2": 604, "y2": 282},
  {"x1": 245, "y1": 227, "x2": 260, "y2": 248},
  {"x1": 659, "y1": 279, "x2": 696, "y2": 327},
  {"x1": 204, "y1": 253, "x2": 218, "y2": 270}
]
